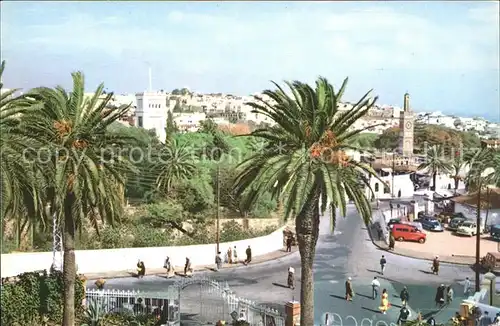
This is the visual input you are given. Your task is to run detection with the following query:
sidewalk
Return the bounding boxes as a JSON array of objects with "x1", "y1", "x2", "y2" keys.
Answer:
[{"x1": 83, "y1": 247, "x2": 298, "y2": 280}]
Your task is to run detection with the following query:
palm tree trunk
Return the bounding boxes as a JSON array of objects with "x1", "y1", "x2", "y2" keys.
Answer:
[
  {"x1": 62, "y1": 193, "x2": 77, "y2": 326},
  {"x1": 295, "y1": 187, "x2": 321, "y2": 326},
  {"x1": 432, "y1": 171, "x2": 437, "y2": 191},
  {"x1": 454, "y1": 177, "x2": 459, "y2": 193}
]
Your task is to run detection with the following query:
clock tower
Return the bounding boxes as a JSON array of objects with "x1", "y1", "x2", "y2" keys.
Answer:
[{"x1": 398, "y1": 92, "x2": 414, "y2": 156}]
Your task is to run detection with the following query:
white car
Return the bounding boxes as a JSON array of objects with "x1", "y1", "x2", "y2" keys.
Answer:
[{"x1": 455, "y1": 221, "x2": 477, "y2": 236}]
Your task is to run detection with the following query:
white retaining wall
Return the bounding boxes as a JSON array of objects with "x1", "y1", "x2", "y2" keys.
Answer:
[{"x1": 1, "y1": 227, "x2": 285, "y2": 277}]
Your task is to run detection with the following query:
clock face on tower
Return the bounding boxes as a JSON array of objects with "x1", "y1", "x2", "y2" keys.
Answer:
[{"x1": 405, "y1": 121, "x2": 413, "y2": 130}]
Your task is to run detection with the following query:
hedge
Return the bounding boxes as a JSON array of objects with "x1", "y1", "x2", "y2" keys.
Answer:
[{"x1": 0, "y1": 269, "x2": 85, "y2": 325}]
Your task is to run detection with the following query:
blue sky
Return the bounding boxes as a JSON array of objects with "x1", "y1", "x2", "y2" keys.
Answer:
[{"x1": 2, "y1": 1, "x2": 499, "y2": 121}]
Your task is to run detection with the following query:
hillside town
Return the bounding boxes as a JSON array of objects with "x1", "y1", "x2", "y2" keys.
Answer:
[{"x1": 75, "y1": 88, "x2": 500, "y2": 140}]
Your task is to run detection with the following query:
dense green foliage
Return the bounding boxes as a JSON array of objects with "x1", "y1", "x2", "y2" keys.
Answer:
[
  {"x1": 0, "y1": 270, "x2": 85, "y2": 325},
  {"x1": 373, "y1": 123, "x2": 481, "y2": 152}
]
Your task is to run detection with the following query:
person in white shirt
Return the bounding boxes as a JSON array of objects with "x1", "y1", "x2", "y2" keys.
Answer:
[
  {"x1": 371, "y1": 276, "x2": 381, "y2": 300},
  {"x1": 463, "y1": 277, "x2": 471, "y2": 296},
  {"x1": 287, "y1": 266, "x2": 295, "y2": 289}
]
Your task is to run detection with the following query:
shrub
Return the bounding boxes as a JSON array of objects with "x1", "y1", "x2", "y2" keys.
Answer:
[{"x1": 0, "y1": 270, "x2": 85, "y2": 325}]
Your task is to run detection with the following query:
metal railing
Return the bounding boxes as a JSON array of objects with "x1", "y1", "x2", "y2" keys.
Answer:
[{"x1": 86, "y1": 284, "x2": 285, "y2": 326}]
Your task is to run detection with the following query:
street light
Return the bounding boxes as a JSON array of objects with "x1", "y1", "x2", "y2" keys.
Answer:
[{"x1": 484, "y1": 272, "x2": 496, "y2": 306}]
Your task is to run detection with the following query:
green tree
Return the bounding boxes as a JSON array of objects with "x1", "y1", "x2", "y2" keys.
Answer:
[
  {"x1": 418, "y1": 145, "x2": 452, "y2": 191},
  {"x1": 233, "y1": 77, "x2": 379, "y2": 325},
  {"x1": 151, "y1": 138, "x2": 196, "y2": 193},
  {"x1": 171, "y1": 88, "x2": 181, "y2": 95},
  {"x1": 173, "y1": 100, "x2": 183, "y2": 113},
  {"x1": 25, "y1": 72, "x2": 137, "y2": 326},
  {"x1": 374, "y1": 127, "x2": 399, "y2": 150},
  {"x1": 450, "y1": 151, "x2": 464, "y2": 193},
  {"x1": 165, "y1": 110, "x2": 178, "y2": 143}
]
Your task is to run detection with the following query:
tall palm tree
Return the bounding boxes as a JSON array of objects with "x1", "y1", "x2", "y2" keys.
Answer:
[
  {"x1": 24, "y1": 72, "x2": 137, "y2": 326},
  {"x1": 0, "y1": 61, "x2": 45, "y2": 247},
  {"x1": 233, "y1": 77, "x2": 379, "y2": 325},
  {"x1": 418, "y1": 145, "x2": 452, "y2": 191},
  {"x1": 151, "y1": 138, "x2": 196, "y2": 193},
  {"x1": 463, "y1": 147, "x2": 497, "y2": 292}
]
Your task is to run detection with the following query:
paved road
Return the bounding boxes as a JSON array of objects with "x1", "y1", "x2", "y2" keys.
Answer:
[{"x1": 95, "y1": 206, "x2": 476, "y2": 325}]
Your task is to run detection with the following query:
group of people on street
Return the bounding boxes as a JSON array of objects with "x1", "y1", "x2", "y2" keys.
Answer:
[{"x1": 216, "y1": 245, "x2": 252, "y2": 270}]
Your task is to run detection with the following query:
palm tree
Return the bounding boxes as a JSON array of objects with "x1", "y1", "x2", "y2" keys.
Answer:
[
  {"x1": 418, "y1": 145, "x2": 452, "y2": 191},
  {"x1": 24, "y1": 72, "x2": 137, "y2": 325},
  {"x1": 233, "y1": 77, "x2": 379, "y2": 325},
  {"x1": 0, "y1": 61, "x2": 46, "y2": 248},
  {"x1": 450, "y1": 153, "x2": 464, "y2": 194},
  {"x1": 463, "y1": 147, "x2": 497, "y2": 292},
  {"x1": 151, "y1": 138, "x2": 196, "y2": 193}
]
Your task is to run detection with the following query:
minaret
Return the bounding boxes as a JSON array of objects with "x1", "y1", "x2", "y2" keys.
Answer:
[
  {"x1": 148, "y1": 66, "x2": 152, "y2": 92},
  {"x1": 398, "y1": 92, "x2": 414, "y2": 157}
]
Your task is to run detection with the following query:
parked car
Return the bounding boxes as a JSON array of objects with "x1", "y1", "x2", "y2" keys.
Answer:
[
  {"x1": 438, "y1": 211, "x2": 465, "y2": 224},
  {"x1": 391, "y1": 223, "x2": 427, "y2": 243},
  {"x1": 490, "y1": 224, "x2": 500, "y2": 241},
  {"x1": 480, "y1": 252, "x2": 500, "y2": 274},
  {"x1": 455, "y1": 221, "x2": 478, "y2": 236},
  {"x1": 448, "y1": 216, "x2": 468, "y2": 231},
  {"x1": 415, "y1": 216, "x2": 444, "y2": 232},
  {"x1": 387, "y1": 218, "x2": 401, "y2": 229}
]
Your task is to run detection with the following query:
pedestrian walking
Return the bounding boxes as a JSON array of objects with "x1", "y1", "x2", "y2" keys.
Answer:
[
  {"x1": 345, "y1": 277, "x2": 354, "y2": 301},
  {"x1": 215, "y1": 252, "x2": 223, "y2": 270},
  {"x1": 244, "y1": 245, "x2": 252, "y2": 265},
  {"x1": 227, "y1": 247, "x2": 233, "y2": 264},
  {"x1": 184, "y1": 257, "x2": 192, "y2": 277},
  {"x1": 446, "y1": 285, "x2": 454, "y2": 305},
  {"x1": 432, "y1": 256, "x2": 440, "y2": 275},
  {"x1": 378, "y1": 289, "x2": 390, "y2": 314},
  {"x1": 233, "y1": 246, "x2": 238, "y2": 264},
  {"x1": 286, "y1": 236, "x2": 293, "y2": 252},
  {"x1": 389, "y1": 233, "x2": 395, "y2": 250},
  {"x1": 480, "y1": 311, "x2": 492, "y2": 326},
  {"x1": 380, "y1": 255, "x2": 387, "y2": 275},
  {"x1": 371, "y1": 277, "x2": 380, "y2": 300},
  {"x1": 435, "y1": 284, "x2": 445, "y2": 307},
  {"x1": 463, "y1": 277, "x2": 471, "y2": 296},
  {"x1": 397, "y1": 306, "x2": 411, "y2": 325},
  {"x1": 400, "y1": 286, "x2": 410, "y2": 307}
]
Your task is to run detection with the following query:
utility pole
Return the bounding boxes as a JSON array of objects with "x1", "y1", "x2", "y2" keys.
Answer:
[
  {"x1": 475, "y1": 185, "x2": 481, "y2": 292},
  {"x1": 216, "y1": 164, "x2": 221, "y2": 254},
  {"x1": 392, "y1": 155, "x2": 396, "y2": 198}
]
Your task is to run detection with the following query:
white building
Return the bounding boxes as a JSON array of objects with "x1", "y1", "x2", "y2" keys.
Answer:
[
  {"x1": 135, "y1": 91, "x2": 168, "y2": 142},
  {"x1": 174, "y1": 112, "x2": 206, "y2": 132}
]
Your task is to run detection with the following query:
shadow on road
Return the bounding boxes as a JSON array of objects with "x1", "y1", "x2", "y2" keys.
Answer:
[
  {"x1": 272, "y1": 282, "x2": 290, "y2": 289},
  {"x1": 418, "y1": 269, "x2": 434, "y2": 275},
  {"x1": 355, "y1": 292, "x2": 373, "y2": 299},
  {"x1": 377, "y1": 276, "x2": 404, "y2": 285},
  {"x1": 362, "y1": 307, "x2": 381, "y2": 314},
  {"x1": 366, "y1": 269, "x2": 381, "y2": 274},
  {"x1": 330, "y1": 294, "x2": 348, "y2": 301}
]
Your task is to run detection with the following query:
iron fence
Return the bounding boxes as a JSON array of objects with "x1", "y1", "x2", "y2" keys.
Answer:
[{"x1": 86, "y1": 276, "x2": 285, "y2": 326}]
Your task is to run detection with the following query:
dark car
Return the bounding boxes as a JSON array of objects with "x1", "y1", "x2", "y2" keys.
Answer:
[
  {"x1": 415, "y1": 216, "x2": 444, "y2": 232},
  {"x1": 448, "y1": 216, "x2": 468, "y2": 231},
  {"x1": 490, "y1": 224, "x2": 500, "y2": 241}
]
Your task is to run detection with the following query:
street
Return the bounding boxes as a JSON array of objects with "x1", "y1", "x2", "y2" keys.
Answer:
[{"x1": 95, "y1": 206, "x2": 475, "y2": 325}]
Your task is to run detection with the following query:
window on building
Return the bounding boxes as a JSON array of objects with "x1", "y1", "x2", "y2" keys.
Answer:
[
  {"x1": 374, "y1": 183, "x2": 379, "y2": 192},
  {"x1": 138, "y1": 116, "x2": 143, "y2": 128}
]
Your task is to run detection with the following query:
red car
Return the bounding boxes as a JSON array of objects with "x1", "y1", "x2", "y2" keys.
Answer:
[{"x1": 391, "y1": 223, "x2": 426, "y2": 243}]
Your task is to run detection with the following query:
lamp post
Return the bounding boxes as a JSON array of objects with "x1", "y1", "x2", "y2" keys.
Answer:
[
  {"x1": 484, "y1": 272, "x2": 496, "y2": 306},
  {"x1": 215, "y1": 164, "x2": 221, "y2": 254},
  {"x1": 392, "y1": 156, "x2": 395, "y2": 198}
]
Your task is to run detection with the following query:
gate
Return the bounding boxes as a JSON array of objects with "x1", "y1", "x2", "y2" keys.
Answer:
[{"x1": 175, "y1": 276, "x2": 285, "y2": 326}]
